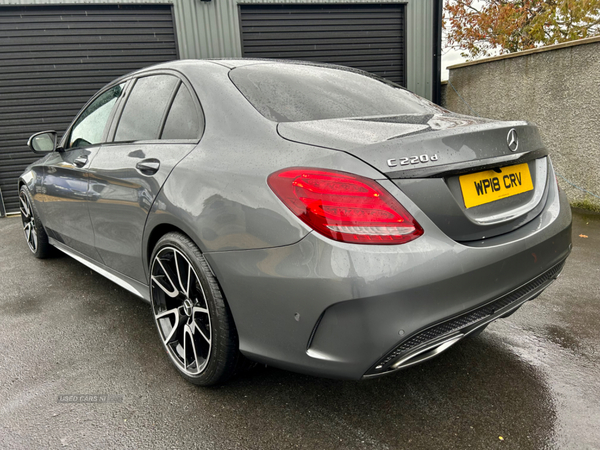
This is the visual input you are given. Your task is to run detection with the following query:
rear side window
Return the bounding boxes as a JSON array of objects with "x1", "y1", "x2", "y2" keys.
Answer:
[
  {"x1": 115, "y1": 75, "x2": 178, "y2": 142},
  {"x1": 161, "y1": 84, "x2": 201, "y2": 140}
]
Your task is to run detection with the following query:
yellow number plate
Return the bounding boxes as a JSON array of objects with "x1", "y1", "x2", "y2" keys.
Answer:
[{"x1": 459, "y1": 163, "x2": 534, "y2": 209}]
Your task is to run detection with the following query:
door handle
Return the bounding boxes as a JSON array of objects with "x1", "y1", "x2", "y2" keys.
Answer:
[
  {"x1": 136, "y1": 159, "x2": 160, "y2": 175},
  {"x1": 74, "y1": 155, "x2": 88, "y2": 167}
]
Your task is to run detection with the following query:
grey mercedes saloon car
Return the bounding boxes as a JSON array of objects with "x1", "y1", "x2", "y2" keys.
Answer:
[{"x1": 19, "y1": 60, "x2": 572, "y2": 385}]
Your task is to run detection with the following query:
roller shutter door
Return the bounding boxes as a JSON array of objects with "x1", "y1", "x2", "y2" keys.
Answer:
[
  {"x1": 0, "y1": 5, "x2": 178, "y2": 214},
  {"x1": 240, "y1": 4, "x2": 406, "y2": 84}
]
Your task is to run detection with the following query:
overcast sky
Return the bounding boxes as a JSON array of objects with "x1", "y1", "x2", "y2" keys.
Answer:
[
  {"x1": 441, "y1": 0, "x2": 487, "y2": 80},
  {"x1": 441, "y1": 47, "x2": 467, "y2": 81}
]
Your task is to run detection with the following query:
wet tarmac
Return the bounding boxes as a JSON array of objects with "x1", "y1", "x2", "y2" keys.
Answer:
[{"x1": 0, "y1": 209, "x2": 598, "y2": 449}]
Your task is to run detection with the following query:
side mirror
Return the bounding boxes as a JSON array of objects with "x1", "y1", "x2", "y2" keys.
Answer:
[{"x1": 27, "y1": 131, "x2": 57, "y2": 154}]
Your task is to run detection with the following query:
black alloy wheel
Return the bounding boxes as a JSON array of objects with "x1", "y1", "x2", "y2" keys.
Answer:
[
  {"x1": 150, "y1": 232, "x2": 242, "y2": 385},
  {"x1": 19, "y1": 186, "x2": 51, "y2": 258}
]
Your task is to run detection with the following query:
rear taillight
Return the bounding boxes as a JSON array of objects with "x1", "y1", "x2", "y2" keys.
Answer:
[{"x1": 267, "y1": 168, "x2": 423, "y2": 244}]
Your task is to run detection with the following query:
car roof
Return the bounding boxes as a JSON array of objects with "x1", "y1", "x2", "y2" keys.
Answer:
[
  {"x1": 100, "y1": 58, "x2": 396, "y2": 99},
  {"x1": 126, "y1": 58, "x2": 369, "y2": 79}
]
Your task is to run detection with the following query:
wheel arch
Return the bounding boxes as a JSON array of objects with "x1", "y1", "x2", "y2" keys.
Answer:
[
  {"x1": 18, "y1": 171, "x2": 36, "y2": 193},
  {"x1": 143, "y1": 213, "x2": 210, "y2": 282},
  {"x1": 145, "y1": 223, "x2": 182, "y2": 265}
]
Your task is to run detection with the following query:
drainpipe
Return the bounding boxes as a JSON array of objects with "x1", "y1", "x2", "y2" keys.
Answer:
[
  {"x1": 0, "y1": 187, "x2": 6, "y2": 218},
  {"x1": 432, "y1": 0, "x2": 443, "y2": 105}
]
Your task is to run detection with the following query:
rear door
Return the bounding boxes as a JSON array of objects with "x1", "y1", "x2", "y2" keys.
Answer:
[
  {"x1": 87, "y1": 72, "x2": 202, "y2": 282},
  {"x1": 42, "y1": 82, "x2": 127, "y2": 260}
]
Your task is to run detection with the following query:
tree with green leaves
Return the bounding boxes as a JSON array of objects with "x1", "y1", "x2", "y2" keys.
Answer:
[{"x1": 445, "y1": 0, "x2": 600, "y2": 58}]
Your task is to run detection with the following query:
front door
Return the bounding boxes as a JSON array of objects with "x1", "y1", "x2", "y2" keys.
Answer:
[
  {"x1": 42, "y1": 147, "x2": 100, "y2": 259},
  {"x1": 42, "y1": 83, "x2": 127, "y2": 260}
]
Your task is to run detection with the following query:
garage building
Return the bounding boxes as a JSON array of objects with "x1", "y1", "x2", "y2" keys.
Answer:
[{"x1": 0, "y1": 0, "x2": 442, "y2": 215}]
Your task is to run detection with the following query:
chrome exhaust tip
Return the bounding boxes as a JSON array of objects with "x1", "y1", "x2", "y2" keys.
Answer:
[{"x1": 389, "y1": 333, "x2": 465, "y2": 371}]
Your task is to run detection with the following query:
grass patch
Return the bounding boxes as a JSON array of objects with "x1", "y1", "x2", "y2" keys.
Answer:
[{"x1": 571, "y1": 199, "x2": 600, "y2": 213}]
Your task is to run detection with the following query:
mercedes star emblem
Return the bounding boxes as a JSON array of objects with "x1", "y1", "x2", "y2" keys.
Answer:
[{"x1": 507, "y1": 128, "x2": 519, "y2": 152}]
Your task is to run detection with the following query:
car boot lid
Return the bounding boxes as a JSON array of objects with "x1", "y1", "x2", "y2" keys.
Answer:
[{"x1": 277, "y1": 113, "x2": 547, "y2": 179}]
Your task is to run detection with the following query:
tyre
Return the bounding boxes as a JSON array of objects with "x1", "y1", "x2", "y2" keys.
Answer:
[
  {"x1": 149, "y1": 232, "x2": 242, "y2": 385},
  {"x1": 19, "y1": 185, "x2": 52, "y2": 258}
]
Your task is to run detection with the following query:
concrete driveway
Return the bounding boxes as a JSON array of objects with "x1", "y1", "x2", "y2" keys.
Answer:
[{"x1": 1, "y1": 210, "x2": 599, "y2": 449}]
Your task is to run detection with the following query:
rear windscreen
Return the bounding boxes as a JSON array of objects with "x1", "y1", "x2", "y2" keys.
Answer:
[{"x1": 229, "y1": 63, "x2": 443, "y2": 123}]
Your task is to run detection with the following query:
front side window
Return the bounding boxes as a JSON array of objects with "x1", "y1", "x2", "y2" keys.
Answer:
[
  {"x1": 68, "y1": 83, "x2": 125, "y2": 149},
  {"x1": 115, "y1": 75, "x2": 179, "y2": 142}
]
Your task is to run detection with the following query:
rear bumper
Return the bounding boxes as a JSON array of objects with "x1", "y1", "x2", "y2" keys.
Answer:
[
  {"x1": 362, "y1": 258, "x2": 566, "y2": 378},
  {"x1": 205, "y1": 180, "x2": 572, "y2": 380}
]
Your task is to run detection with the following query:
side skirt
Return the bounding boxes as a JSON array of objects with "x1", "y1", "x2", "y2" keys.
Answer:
[{"x1": 49, "y1": 238, "x2": 150, "y2": 302}]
